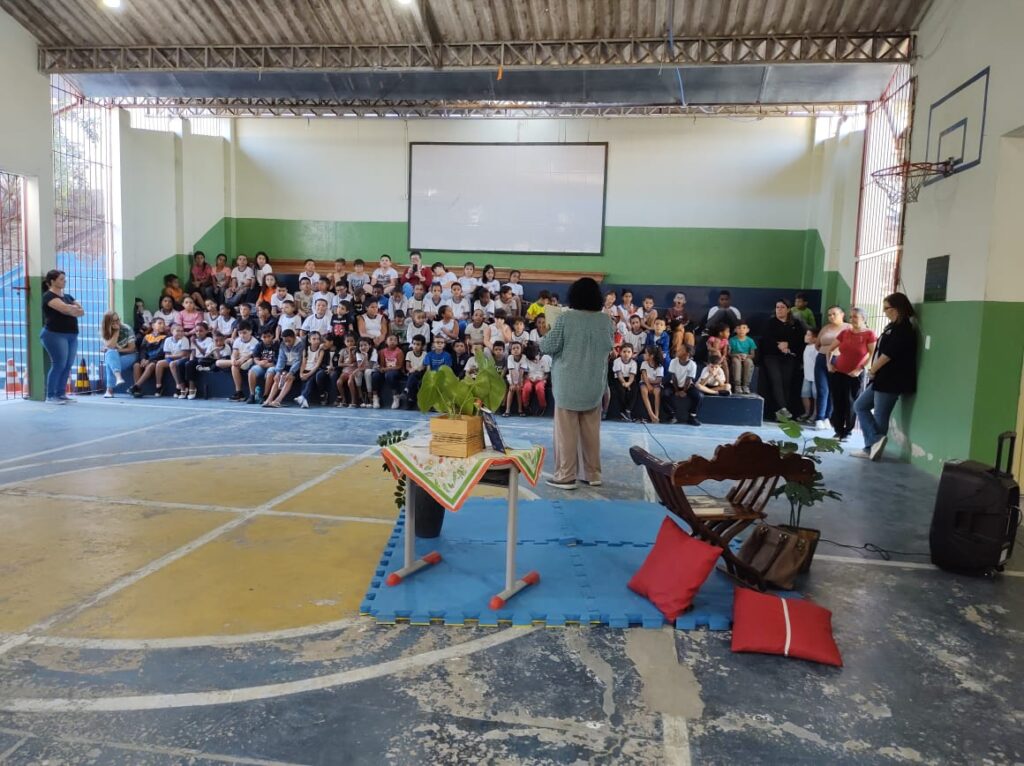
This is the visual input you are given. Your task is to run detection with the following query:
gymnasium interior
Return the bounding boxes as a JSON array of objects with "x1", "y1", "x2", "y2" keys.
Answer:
[{"x1": 0, "y1": 1, "x2": 1022, "y2": 764}]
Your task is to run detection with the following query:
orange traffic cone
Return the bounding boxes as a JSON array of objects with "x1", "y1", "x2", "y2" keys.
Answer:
[
  {"x1": 75, "y1": 358, "x2": 91, "y2": 395},
  {"x1": 4, "y1": 359, "x2": 20, "y2": 396}
]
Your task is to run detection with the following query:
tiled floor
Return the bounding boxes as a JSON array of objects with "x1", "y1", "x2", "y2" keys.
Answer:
[{"x1": 0, "y1": 396, "x2": 1020, "y2": 764}]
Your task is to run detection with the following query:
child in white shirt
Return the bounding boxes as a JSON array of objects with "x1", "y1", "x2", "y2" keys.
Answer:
[
  {"x1": 371, "y1": 255, "x2": 399, "y2": 294},
  {"x1": 697, "y1": 352, "x2": 731, "y2": 396},
  {"x1": 522, "y1": 343, "x2": 551, "y2": 415},
  {"x1": 611, "y1": 345, "x2": 639, "y2": 421},
  {"x1": 458, "y1": 262, "x2": 478, "y2": 295},
  {"x1": 639, "y1": 346, "x2": 665, "y2": 424},
  {"x1": 800, "y1": 327, "x2": 819, "y2": 423},
  {"x1": 666, "y1": 343, "x2": 702, "y2": 425},
  {"x1": 157, "y1": 324, "x2": 191, "y2": 398},
  {"x1": 504, "y1": 341, "x2": 529, "y2": 417}
]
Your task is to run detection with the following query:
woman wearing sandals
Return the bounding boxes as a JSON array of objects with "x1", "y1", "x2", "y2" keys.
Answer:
[{"x1": 853, "y1": 292, "x2": 918, "y2": 461}]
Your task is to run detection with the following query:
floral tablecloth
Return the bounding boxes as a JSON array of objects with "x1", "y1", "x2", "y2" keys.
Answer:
[{"x1": 381, "y1": 434, "x2": 545, "y2": 511}]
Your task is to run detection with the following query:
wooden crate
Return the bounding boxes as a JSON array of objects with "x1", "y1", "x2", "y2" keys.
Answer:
[{"x1": 429, "y1": 415, "x2": 485, "y2": 458}]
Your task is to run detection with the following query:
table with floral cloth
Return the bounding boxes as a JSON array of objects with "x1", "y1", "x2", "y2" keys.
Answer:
[{"x1": 381, "y1": 433, "x2": 546, "y2": 608}]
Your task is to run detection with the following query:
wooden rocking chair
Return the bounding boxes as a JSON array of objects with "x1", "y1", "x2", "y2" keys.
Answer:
[{"x1": 630, "y1": 432, "x2": 815, "y2": 590}]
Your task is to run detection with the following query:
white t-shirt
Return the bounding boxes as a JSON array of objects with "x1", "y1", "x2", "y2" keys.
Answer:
[
  {"x1": 154, "y1": 309, "x2": 179, "y2": 327},
  {"x1": 509, "y1": 330, "x2": 530, "y2": 346},
  {"x1": 311, "y1": 291, "x2": 333, "y2": 308},
  {"x1": 803, "y1": 344, "x2": 818, "y2": 382},
  {"x1": 458, "y1": 276, "x2": 478, "y2": 294},
  {"x1": 406, "y1": 322, "x2": 432, "y2": 346},
  {"x1": 432, "y1": 319, "x2": 458, "y2": 340},
  {"x1": 445, "y1": 297, "x2": 471, "y2": 321},
  {"x1": 372, "y1": 267, "x2": 399, "y2": 286},
  {"x1": 193, "y1": 336, "x2": 215, "y2": 358},
  {"x1": 232, "y1": 336, "x2": 259, "y2": 360},
  {"x1": 436, "y1": 271, "x2": 458, "y2": 299},
  {"x1": 706, "y1": 305, "x2": 742, "y2": 322},
  {"x1": 640, "y1": 361, "x2": 663, "y2": 384},
  {"x1": 301, "y1": 313, "x2": 332, "y2": 335},
  {"x1": 360, "y1": 313, "x2": 385, "y2": 339},
  {"x1": 213, "y1": 316, "x2": 237, "y2": 336},
  {"x1": 300, "y1": 270, "x2": 321, "y2": 287},
  {"x1": 668, "y1": 358, "x2": 697, "y2": 388},
  {"x1": 506, "y1": 355, "x2": 529, "y2": 382},
  {"x1": 255, "y1": 263, "x2": 273, "y2": 286},
  {"x1": 270, "y1": 292, "x2": 293, "y2": 312},
  {"x1": 162, "y1": 336, "x2": 190, "y2": 356},
  {"x1": 387, "y1": 294, "x2": 409, "y2": 320},
  {"x1": 526, "y1": 355, "x2": 551, "y2": 381},
  {"x1": 278, "y1": 314, "x2": 302, "y2": 334},
  {"x1": 496, "y1": 298, "x2": 518, "y2": 317},
  {"x1": 699, "y1": 364, "x2": 727, "y2": 388},
  {"x1": 480, "y1": 279, "x2": 501, "y2": 296},
  {"x1": 423, "y1": 297, "x2": 445, "y2": 319},
  {"x1": 505, "y1": 282, "x2": 524, "y2": 298},
  {"x1": 303, "y1": 348, "x2": 323, "y2": 372},
  {"x1": 357, "y1": 349, "x2": 378, "y2": 368},
  {"x1": 622, "y1": 329, "x2": 647, "y2": 354},
  {"x1": 406, "y1": 349, "x2": 426, "y2": 373},
  {"x1": 231, "y1": 266, "x2": 254, "y2": 288},
  {"x1": 473, "y1": 299, "x2": 496, "y2": 318},
  {"x1": 613, "y1": 358, "x2": 638, "y2": 379}
]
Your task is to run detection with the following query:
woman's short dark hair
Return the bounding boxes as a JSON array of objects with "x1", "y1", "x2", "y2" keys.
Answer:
[
  {"x1": 775, "y1": 298, "x2": 792, "y2": 309},
  {"x1": 567, "y1": 277, "x2": 603, "y2": 312},
  {"x1": 884, "y1": 292, "x2": 915, "y2": 323},
  {"x1": 42, "y1": 269, "x2": 64, "y2": 291}
]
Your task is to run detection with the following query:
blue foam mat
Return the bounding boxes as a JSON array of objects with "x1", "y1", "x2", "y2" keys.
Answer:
[{"x1": 361, "y1": 498, "x2": 799, "y2": 630}]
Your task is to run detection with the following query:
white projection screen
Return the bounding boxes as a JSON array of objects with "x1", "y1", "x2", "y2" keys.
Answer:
[{"x1": 408, "y1": 142, "x2": 608, "y2": 254}]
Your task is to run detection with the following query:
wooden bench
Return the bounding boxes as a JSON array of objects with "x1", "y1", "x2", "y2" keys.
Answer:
[
  {"x1": 630, "y1": 433, "x2": 815, "y2": 590},
  {"x1": 266, "y1": 259, "x2": 605, "y2": 286}
]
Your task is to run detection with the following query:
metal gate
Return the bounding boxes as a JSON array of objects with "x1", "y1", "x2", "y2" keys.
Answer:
[
  {"x1": 853, "y1": 65, "x2": 915, "y2": 334},
  {"x1": 52, "y1": 75, "x2": 116, "y2": 391},
  {"x1": 0, "y1": 172, "x2": 28, "y2": 399}
]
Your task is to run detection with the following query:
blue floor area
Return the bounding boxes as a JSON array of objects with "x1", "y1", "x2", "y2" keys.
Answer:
[
  {"x1": 0, "y1": 398, "x2": 1021, "y2": 765},
  {"x1": 362, "y1": 499, "x2": 772, "y2": 630}
]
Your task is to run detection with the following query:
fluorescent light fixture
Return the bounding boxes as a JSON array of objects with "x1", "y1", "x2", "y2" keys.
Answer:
[
  {"x1": 396, "y1": 0, "x2": 414, "y2": 5},
  {"x1": 102, "y1": 0, "x2": 122, "y2": 8}
]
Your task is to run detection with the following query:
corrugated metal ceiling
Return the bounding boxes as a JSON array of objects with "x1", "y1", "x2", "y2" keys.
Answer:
[{"x1": 2, "y1": 0, "x2": 932, "y2": 48}]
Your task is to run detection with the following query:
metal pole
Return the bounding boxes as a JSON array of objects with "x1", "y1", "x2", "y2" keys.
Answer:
[{"x1": 505, "y1": 465, "x2": 519, "y2": 591}]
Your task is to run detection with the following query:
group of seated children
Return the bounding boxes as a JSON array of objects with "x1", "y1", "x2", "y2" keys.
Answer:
[{"x1": 109, "y1": 249, "x2": 818, "y2": 426}]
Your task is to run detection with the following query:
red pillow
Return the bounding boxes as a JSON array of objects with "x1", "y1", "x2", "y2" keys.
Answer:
[
  {"x1": 628, "y1": 517, "x2": 721, "y2": 620},
  {"x1": 731, "y1": 587, "x2": 842, "y2": 667}
]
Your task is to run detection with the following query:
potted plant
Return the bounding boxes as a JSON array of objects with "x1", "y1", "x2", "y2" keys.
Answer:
[
  {"x1": 417, "y1": 350, "x2": 507, "y2": 458},
  {"x1": 769, "y1": 413, "x2": 843, "y2": 571}
]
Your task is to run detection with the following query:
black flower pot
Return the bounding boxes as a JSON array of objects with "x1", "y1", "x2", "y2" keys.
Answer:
[{"x1": 408, "y1": 481, "x2": 446, "y2": 539}]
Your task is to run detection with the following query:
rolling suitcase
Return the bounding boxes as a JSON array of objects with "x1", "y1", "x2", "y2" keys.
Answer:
[{"x1": 930, "y1": 431, "x2": 1021, "y2": 576}]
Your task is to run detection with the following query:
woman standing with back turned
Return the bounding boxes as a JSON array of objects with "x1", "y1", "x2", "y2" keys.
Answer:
[
  {"x1": 853, "y1": 292, "x2": 918, "y2": 462},
  {"x1": 39, "y1": 269, "x2": 84, "y2": 404},
  {"x1": 540, "y1": 278, "x2": 614, "y2": 489}
]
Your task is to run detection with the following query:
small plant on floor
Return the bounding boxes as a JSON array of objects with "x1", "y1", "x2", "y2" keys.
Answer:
[
  {"x1": 377, "y1": 429, "x2": 410, "y2": 511},
  {"x1": 770, "y1": 413, "x2": 843, "y2": 528},
  {"x1": 416, "y1": 350, "x2": 506, "y2": 418}
]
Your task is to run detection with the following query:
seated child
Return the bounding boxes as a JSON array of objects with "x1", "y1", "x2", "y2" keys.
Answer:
[
  {"x1": 424, "y1": 335, "x2": 453, "y2": 372},
  {"x1": 295, "y1": 331, "x2": 326, "y2": 409},
  {"x1": 526, "y1": 291, "x2": 551, "y2": 322},
  {"x1": 611, "y1": 344, "x2": 638, "y2": 422},
  {"x1": 791, "y1": 292, "x2": 816, "y2": 329},
  {"x1": 277, "y1": 300, "x2": 302, "y2": 337},
  {"x1": 399, "y1": 334, "x2": 427, "y2": 410},
  {"x1": 161, "y1": 273, "x2": 184, "y2": 309},
  {"x1": 509, "y1": 317, "x2": 530, "y2": 347},
  {"x1": 451, "y1": 340, "x2": 469, "y2": 378},
  {"x1": 406, "y1": 309, "x2": 431, "y2": 349},
  {"x1": 728, "y1": 322, "x2": 757, "y2": 395},
  {"x1": 356, "y1": 337, "x2": 379, "y2": 408},
  {"x1": 639, "y1": 345, "x2": 665, "y2": 424},
  {"x1": 664, "y1": 343, "x2": 702, "y2": 426},
  {"x1": 156, "y1": 322, "x2": 191, "y2": 398},
  {"x1": 334, "y1": 334, "x2": 362, "y2": 408},
  {"x1": 375, "y1": 334, "x2": 406, "y2": 409},
  {"x1": 221, "y1": 320, "x2": 259, "y2": 401},
  {"x1": 504, "y1": 341, "x2": 529, "y2": 417},
  {"x1": 247, "y1": 329, "x2": 280, "y2": 404},
  {"x1": 263, "y1": 330, "x2": 303, "y2": 407},
  {"x1": 521, "y1": 342, "x2": 551, "y2": 415},
  {"x1": 131, "y1": 298, "x2": 151, "y2": 336},
  {"x1": 185, "y1": 322, "x2": 214, "y2": 400},
  {"x1": 130, "y1": 317, "x2": 168, "y2": 397},
  {"x1": 696, "y1": 352, "x2": 731, "y2": 396},
  {"x1": 270, "y1": 283, "x2": 293, "y2": 315}
]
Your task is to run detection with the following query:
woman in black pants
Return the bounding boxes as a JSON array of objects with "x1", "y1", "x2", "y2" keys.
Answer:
[{"x1": 761, "y1": 299, "x2": 805, "y2": 419}]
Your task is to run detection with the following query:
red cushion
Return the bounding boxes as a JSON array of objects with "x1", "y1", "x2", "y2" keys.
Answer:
[
  {"x1": 731, "y1": 587, "x2": 842, "y2": 667},
  {"x1": 628, "y1": 517, "x2": 721, "y2": 621}
]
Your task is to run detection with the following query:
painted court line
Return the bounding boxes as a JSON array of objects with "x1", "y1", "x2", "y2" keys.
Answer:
[
  {"x1": 0, "y1": 626, "x2": 536, "y2": 711},
  {"x1": 0, "y1": 413, "x2": 204, "y2": 467},
  {"x1": 0, "y1": 728, "x2": 307, "y2": 766},
  {"x1": 17, "y1": 617, "x2": 363, "y2": 650},
  {"x1": 0, "y1": 443, "x2": 386, "y2": 658},
  {"x1": 662, "y1": 714, "x2": 692, "y2": 766}
]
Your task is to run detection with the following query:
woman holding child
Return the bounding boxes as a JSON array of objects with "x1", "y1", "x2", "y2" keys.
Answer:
[{"x1": 540, "y1": 277, "x2": 614, "y2": 490}]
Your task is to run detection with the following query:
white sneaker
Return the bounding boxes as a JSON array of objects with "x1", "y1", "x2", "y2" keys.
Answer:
[
  {"x1": 391, "y1": 397, "x2": 401, "y2": 409},
  {"x1": 850, "y1": 450, "x2": 870, "y2": 459},
  {"x1": 815, "y1": 419, "x2": 830, "y2": 431},
  {"x1": 295, "y1": 395, "x2": 307, "y2": 408},
  {"x1": 545, "y1": 478, "x2": 578, "y2": 490},
  {"x1": 187, "y1": 390, "x2": 197, "y2": 400},
  {"x1": 114, "y1": 374, "x2": 124, "y2": 386},
  {"x1": 372, "y1": 396, "x2": 381, "y2": 409},
  {"x1": 869, "y1": 436, "x2": 888, "y2": 461},
  {"x1": 103, "y1": 391, "x2": 114, "y2": 398}
]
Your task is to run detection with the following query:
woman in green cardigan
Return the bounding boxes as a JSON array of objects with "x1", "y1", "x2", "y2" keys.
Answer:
[{"x1": 540, "y1": 278, "x2": 615, "y2": 489}]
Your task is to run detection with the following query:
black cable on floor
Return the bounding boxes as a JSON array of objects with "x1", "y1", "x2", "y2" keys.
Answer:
[{"x1": 818, "y1": 538, "x2": 930, "y2": 561}]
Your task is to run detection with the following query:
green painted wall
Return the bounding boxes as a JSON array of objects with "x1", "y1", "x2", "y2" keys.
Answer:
[
  {"x1": 27, "y1": 275, "x2": 44, "y2": 400},
  {"x1": 891, "y1": 300, "x2": 1024, "y2": 474}
]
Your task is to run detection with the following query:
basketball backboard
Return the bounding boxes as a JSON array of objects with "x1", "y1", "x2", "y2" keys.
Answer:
[{"x1": 923, "y1": 67, "x2": 990, "y2": 185}]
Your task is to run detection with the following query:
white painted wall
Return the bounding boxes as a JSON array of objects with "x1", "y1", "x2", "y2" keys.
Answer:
[
  {"x1": 119, "y1": 115, "x2": 178, "y2": 278},
  {"x1": 231, "y1": 116, "x2": 822, "y2": 231},
  {"x1": 904, "y1": 0, "x2": 1024, "y2": 303},
  {"x1": 812, "y1": 127, "x2": 864, "y2": 289},
  {"x1": 118, "y1": 116, "x2": 229, "y2": 278},
  {"x1": 0, "y1": 9, "x2": 54, "y2": 276}
]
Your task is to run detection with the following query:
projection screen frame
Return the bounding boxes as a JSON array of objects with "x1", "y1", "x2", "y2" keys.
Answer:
[{"x1": 406, "y1": 141, "x2": 609, "y2": 256}]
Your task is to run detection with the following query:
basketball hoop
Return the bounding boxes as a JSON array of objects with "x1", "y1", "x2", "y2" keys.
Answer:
[{"x1": 871, "y1": 159, "x2": 956, "y2": 205}]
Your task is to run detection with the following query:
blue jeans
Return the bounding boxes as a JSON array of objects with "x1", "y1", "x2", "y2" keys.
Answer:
[
  {"x1": 40, "y1": 328, "x2": 78, "y2": 399},
  {"x1": 104, "y1": 349, "x2": 135, "y2": 389},
  {"x1": 814, "y1": 353, "x2": 832, "y2": 421},
  {"x1": 854, "y1": 384, "x2": 900, "y2": 450}
]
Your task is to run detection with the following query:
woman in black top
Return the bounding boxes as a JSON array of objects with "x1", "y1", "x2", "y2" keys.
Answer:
[
  {"x1": 761, "y1": 298, "x2": 805, "y2": 419},
  {"x1": 39, "y1": 269, "x2": 84, "y2": 404},
  {"x1": 853, "y1": 292, "x2": 917, "y2": 461}
]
